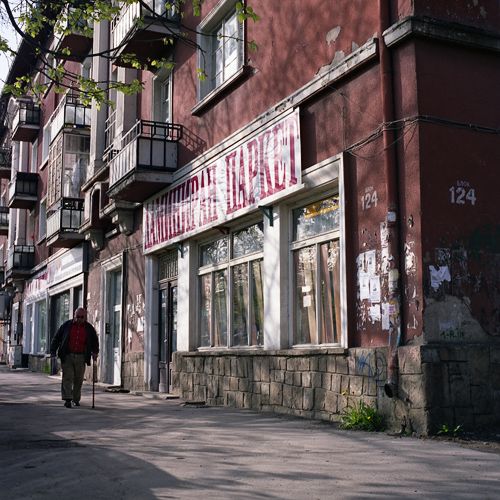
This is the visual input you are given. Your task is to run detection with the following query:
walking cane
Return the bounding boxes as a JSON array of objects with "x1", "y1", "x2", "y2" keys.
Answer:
[{"x1": 92, "y1": 357, "x2": 96, "y2": 409}]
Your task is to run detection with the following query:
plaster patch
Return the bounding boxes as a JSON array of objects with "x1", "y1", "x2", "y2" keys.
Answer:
[
  {"x1": 423, "y1": 295, "x2": 487, "y2": 343},
  {"x1": 326, "y1": 26, "x2": 341, "y2": 45}
]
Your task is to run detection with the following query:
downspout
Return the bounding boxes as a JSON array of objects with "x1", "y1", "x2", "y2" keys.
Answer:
[{"x1": 378, "y1": 0, "x2": 402, "y2": 398}]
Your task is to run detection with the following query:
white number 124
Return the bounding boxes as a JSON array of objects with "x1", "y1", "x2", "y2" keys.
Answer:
[{"x1": 449, "y1": 187, "x2": 476, "y2": 205}]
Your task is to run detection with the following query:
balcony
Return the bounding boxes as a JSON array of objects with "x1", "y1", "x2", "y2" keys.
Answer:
[
  {"x1": 108, "y1": 120, "x2": 181, "y2": 203},
  {"x1": 111, "y1": 0, "x2": 179, "y2": 67},
  {"x1": 6, "y1": 245, "x2": 35, "y2": 280},
  {"x1": 0, "y1": 207, "x2": 9, "y2": 236},
  {"x1": 8, "y1": 171, "x2": 39, "y2": 209},
  {"x1": 46, "y1": 197, "x2": 85, "y2": 248},
  {"x1": 51, "y1": 92, "x2": 91, "y2": 139},
  {"x1": 0, "y1": 147, "x2": 11, "y2": 179},
  {"x1": 53, "y1": 8, "x2": 93, "y2": 61},
  {"x1": 12, "y1": 102, "x2": 40, "y2": 142}
]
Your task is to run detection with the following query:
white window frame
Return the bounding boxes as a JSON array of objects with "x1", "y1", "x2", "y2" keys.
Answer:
[
  {"x1": 288, "y1": 155, "x2": 348, "y2": 348},
  {"x1": 152, "y1": 66, "x2": 172, "y2": 124},
  {"x1": 196, "y1": 0, "x2": 245, "y2": 103},
  {"x1": 38, "y1": 196, "x2": 47, "y2": 242},
  {"x1": 197, "y1": 218, "x2": 264, "y2": 349}
]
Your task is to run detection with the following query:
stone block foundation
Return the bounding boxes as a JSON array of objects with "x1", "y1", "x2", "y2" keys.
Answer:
[{"x1": 173, "y1": 345, "x2": 500, "y2": 435}]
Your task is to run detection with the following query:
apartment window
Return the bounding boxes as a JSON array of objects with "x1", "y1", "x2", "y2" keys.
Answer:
[
  {"x1": 47, "y1": 133, "x2": 90, "y2": 207},
  {"x1": 38, "y1": 197, "x2": 47, "y2": 240},
  {"x1": 198, "y1": 222, "x2": 264, "y2": 348},
  {"x1": 42, "y1": 120, "x2": 52, "y2": 165},
  {"x1": 291, "y1": 195, "x2": 342, "y2": 346},
  {"x1": 152, "y1": 68, "x2": 172, "y2": 124},
  {"x1": 31, "y1": 139, "x2": 38, "y2": 173},
  {"x1": 197, "y1": 1, "x2": 244, "y2": 102},
  {"x1": 82, "y1": 56, "x2": 92, "y2": 80}
]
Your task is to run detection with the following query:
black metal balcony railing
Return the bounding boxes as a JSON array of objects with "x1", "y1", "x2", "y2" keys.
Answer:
[
  {"x1": 12, "y1": 102, "x2": 40, "y2": 142},
  {"x1": 111, "y1": 0, "x2": 179, "y2": 50},
  {"x1": 109, "y1": 120, "x2": 182, "y2": 187},
  {"x1": 0, "y1": 147, "x2": 11, "y2": 179},
  {"x1": 7, "y1": 245, "x2": 35, "y2": 273},
  {"x1": 46, "y1": 198, "x2": 84, "y2": 240},
  {"x1": 0, "y1": 206, "x2": 9, "y2": 226},
  {"x1": 8, "y1": 171, "x2": 38, "y2": 206}
]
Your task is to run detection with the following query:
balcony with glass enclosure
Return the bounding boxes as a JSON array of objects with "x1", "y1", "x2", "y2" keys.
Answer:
[
  {"x1": 12, "y1": 102, "x2": 40, "y2": 142},
  {"x1": 111, "y1": 0, "x2": 179, "y2": 67},
  {"x1": 8, "y1": 171, "x2": 39, "y2": 209},
  {"x1": 46, "y1": 197, "x2": 85, "y2": 248},
  {"x1": 0, "y1": 147, "x2": 11, "y2": 179},
  {"x1": 108, "y1": 120, "x2": 182, "y2": 202},
  {"x1": 53, "y1": 7, "x2": 93, "y2": 61},
  {"x1": 0, "y1": 207, "x2": 9, "y2": 236},
  {"x1": 6, "y1": 245, "x2": 35, "y2": 280},
  {"x1": 51, "y1": 92, "x2": 91, "y2": 139}
]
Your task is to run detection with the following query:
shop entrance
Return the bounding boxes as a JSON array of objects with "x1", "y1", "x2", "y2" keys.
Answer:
[
  {"x1": 159, "y1": 281, "x2": 177, "y2": 393},
  {"x1": 107, "y1": 270, "x2": 122, "y2": 386},
  {"x1": 158, "y1": 250, "x2": 178, "y2": 393}
]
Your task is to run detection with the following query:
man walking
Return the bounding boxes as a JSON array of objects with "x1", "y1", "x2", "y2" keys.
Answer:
[{"x1": 50, "y1": 307, "x2": 99, "y2": 408}]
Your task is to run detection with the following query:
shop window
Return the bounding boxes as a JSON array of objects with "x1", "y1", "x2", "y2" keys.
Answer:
[
  {"x1": 198, "y1": 222, "x2": 264, "y2": 348},
  {"x1": 291, "y1": 196, "x2": 341, "y2": 345},
  {"x1": 35, "y1": 301, "x2": 47, "y2": 353},
  {"x1": 197, "y1": 1, "x2": 244, "y2": 102}
]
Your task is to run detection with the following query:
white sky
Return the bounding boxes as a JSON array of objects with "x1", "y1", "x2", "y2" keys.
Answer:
[{"x1": 0, "y1": 5, "x2": 22, "y2": 91}]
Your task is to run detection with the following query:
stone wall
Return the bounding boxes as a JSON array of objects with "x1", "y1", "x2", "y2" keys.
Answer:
[
  {"x1": 173, "y1": 345, "x2": 500, "y2": 435},
  {"x1": 122, "y1": 351, "x2": 145, "y2": 391}
]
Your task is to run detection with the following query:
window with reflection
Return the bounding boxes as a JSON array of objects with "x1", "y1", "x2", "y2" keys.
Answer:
[
  {"x1": 198, "y1": 222, "x2": 264, "y2": 348},
  {"x1": 292, "y1": 195, "x2": 341, "y2": 345}
]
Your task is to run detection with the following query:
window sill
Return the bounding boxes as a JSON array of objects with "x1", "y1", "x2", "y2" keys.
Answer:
[{"x1": 191, "y1": 65, "x2": 252, "y2": 116}]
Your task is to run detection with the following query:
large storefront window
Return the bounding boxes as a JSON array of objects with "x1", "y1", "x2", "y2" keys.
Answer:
[
  {"x1": 36, "y1": 301, "x2": 47, "y2": 353},
  {"x1": 199, "y1": 222, "x2": 264, "y2": 348},
  {"x1": 292, "y1": 196, "x2": 341, "y2": 345}
]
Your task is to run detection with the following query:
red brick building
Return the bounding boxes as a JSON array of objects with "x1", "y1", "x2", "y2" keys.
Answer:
[{"x1": 1, "y1": 0, "x2": 499, "y2": 433}]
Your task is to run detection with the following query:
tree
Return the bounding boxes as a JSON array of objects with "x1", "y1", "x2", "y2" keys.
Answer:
[{"x1": 0, "y1": 0, "x2": 258, "y2": 106}]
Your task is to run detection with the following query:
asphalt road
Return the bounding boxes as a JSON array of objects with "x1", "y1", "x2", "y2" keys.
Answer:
[{"x1": 0, "y1": 365, "x2": 499, "y2": 500}]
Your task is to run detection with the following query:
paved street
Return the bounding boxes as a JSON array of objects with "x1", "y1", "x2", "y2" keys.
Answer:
[{"x1": 0, "y1": 365, "x2": 499, "y2": 500}]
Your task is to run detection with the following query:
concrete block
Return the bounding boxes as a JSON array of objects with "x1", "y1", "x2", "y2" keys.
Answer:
[
  {"x1": 322, "y1": 373, "x2": 332, "y2": 391},
  {"x1": 270, "y1": 382, "x2": 283, "y2": 405},
  {"x1": 350, "y1": 376, "x2": 363, "y2": 396},
  {"x1": 490, "y1": 348, "x2": 500, "y2": 364},
  {"x1": 401, "y1": 374, "x2": 426, "y2": 409},
  {"x1": 194, "y1": 385, "x2": 206, "y2": 401},
  {"x1": 229, "y1": 377, "x2": 239, "y2": 391},
  {"x1": 311, "y1": 372, "x2": 322, "y2": 388},
  {"x1": 420, "y1": 346, "x2": 440, "y2": 363},
  {"x1": 337, "y1": 356, "x2": 349, "y2": 374},
  {"x1": 285, "y1": 371, "x2": 294, "y2": 385},
  {"x1": 239, "y1": 377, "x2": 251, "y2": 393},
  {"x1": 303, "y1": 388, "x2": 314, "y2": 410},
  {"x1": 298, "y1": 358, "x2": 310, "y2": 371},
  {"x1": 273, "y1": 370, "x2": 285, "y2": 383},
  {"x1": 261, "y1": 383, "x2": 270, "y2": 404},
  {"x1": 331, "y1": 374, "x2": 341, "y2": 393},
  {"x1": 326, "y1": 356, "x2": 336, "y2": 373},
  {"x1": 324, "y1": 391, "x2": 338, "y2": 413},
  {"x1": 491, "y1": 367, "x2": 500, "y2": 390},
  {"x1": 439, "y1": 345, "x2": 468, "y2": 362},
  {"x1": 204, "y1": 357, "x2": 214, "y2": 374},
  {"x1": 469, "y1": 347, "x2": 489, "y2": 386},
  {"x1": 453, "y1": 407, "x2": 475, "y2": 430},
  {"x1": 195, "y1": 357, "x2": 204, "y2": 373},
  {"x1": 341, "y1": 375, "x2": 350, "y2": 395},
  {"x1": 449, "y1": 372, "x2": 471, "y2": 407},
  {"x1": 302, "y1": 371, "x2": 312, "y2": 388},
  {"x1": 318, "y1": 356, "x2": 327, "y2": 372},
  {"x1": 348, "y1": 355, "x2": 356, "y2": 375},
  {"x1": 261, "y1": 358, "x2": 271, "y2": 382},
  {"x1": 283, "y1": 384, "x2": 293, "y2": 407},
  {"x1": 293, "y1": 371, "x2": 302, "y2": 387},
  {"x1": 364, "y1": 377, "x2": 377, "y2": 397},
  {"x1": 292, "y1": 386, "x2": 303, "y2": 410},
  {"x1": 471, "y1": 385, "x2": 494, "y2": 414},
  {"x1": 315, "y1": 388, "x2": 326, "y2": 410},
  {"x1": 310, "y1": 357, "x2": 319, "y2": 371},
  {"x1": 422, "y1": 362, "x2": 449, "y2": 408},
  {"x1": 398, "y1": 346, "x2": 422, "y2": 374},
  {"x1": 354, "y1": 348, "x2": 376, "y2": 377}
]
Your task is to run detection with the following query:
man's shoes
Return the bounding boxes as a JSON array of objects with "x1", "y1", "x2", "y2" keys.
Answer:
[
  {"x1": 64, "y1": 400, "x2": 72, "y2": 408},
  {"x1": 72, "y1": 401, "x2": 80, "y2": 407}
]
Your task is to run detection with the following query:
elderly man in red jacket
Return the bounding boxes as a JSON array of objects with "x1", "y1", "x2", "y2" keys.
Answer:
[{"x1": 50, "y1": 307, "x2": 99, "y2": 408}]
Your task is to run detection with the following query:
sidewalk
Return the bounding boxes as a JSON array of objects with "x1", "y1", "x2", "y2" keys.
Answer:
[{"x1": 1, "y1": 364, "x2": 499, "y2": 500}]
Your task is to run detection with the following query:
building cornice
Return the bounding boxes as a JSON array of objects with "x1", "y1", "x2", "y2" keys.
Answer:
[{"x1": 384, "y1": 15, "x2": 500, "y2": 53}]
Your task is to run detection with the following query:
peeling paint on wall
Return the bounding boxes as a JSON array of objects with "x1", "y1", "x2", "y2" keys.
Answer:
[{"x1": 326, "y1": 26, "x2": 341, "y2": 45}]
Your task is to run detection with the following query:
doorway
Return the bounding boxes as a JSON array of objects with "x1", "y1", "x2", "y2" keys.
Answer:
[
  {"x1": 108, "y1": 270, "x2": 122, "y2": 386},
  {"x1": 159, "y1": 280, "x2": 177, "y2": 393}
]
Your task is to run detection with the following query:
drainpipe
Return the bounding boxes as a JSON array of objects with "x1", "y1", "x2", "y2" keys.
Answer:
[{"x1": 378, "y1": 0, "x2": 402, "y2": 398}]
